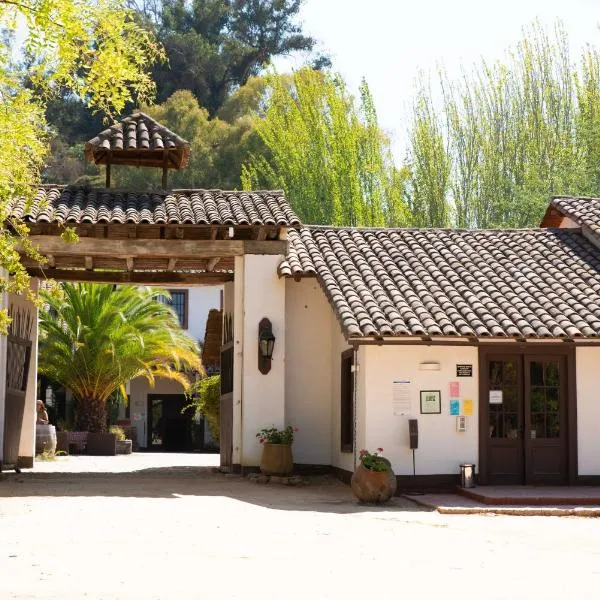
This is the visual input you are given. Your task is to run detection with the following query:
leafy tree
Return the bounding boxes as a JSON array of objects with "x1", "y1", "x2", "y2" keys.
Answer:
[
  {"x1": 406, "y1": 20, "x2": 600, "y2": 228},
  {"x1": 0, "y1": 0, "x2": 163, "y2": 332},
  {"x1": 111, "y1": 89, "x2": 265, "y2": 189},
  {"x1": 242, "y1": 69, "x2": 410, "y2": 227},
  {"x1": 144, "y1": 0, "x2": 327, "y2": 117},
  {"x1": 39, "y1": 284, "x2": 203, "y2": 433}
]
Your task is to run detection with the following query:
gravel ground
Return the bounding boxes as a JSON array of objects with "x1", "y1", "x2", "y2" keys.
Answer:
[{"x1": 1, "y1": 468, "x2": 600, "y2": 600}]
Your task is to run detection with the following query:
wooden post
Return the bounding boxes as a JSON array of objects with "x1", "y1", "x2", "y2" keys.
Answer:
[
  {"x1": 105, "y1": 162, "x2": 111, "y2": 188},
  {"x1": 162, "y1": 150, "x2": 169, "y2": 189}
]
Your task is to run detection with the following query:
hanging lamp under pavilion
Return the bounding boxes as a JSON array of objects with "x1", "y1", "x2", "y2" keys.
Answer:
[{"x1": 84, "y1": 112, "x2": 191, "y2": 189}]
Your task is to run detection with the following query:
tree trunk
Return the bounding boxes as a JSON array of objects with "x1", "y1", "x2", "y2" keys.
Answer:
[{"x1": 75, "y1": 397, "x2": 107, "y2": 432}]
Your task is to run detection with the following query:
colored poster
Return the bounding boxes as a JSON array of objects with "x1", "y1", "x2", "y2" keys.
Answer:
[
  {"x1": 449, "y1": 381, "x2": 460, "y2": 397},
  {"x1": 463, "y1": 399, "x2": 473, "y2": 416},
  {"x1": 449, "y1": 399, "x2": 460, "y2": 416}
]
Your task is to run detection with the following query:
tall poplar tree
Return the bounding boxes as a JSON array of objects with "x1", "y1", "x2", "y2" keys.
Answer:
[
  {"x1": 406, "y1": 20, "x2": 600, "y2": 228},
  {"x1": 242, "y1": 69, "x2": 409, "y2": 227}
]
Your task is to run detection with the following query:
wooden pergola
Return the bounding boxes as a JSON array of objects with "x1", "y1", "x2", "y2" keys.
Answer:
[{"x1": 11, "y1": 114, "x2": 299, "y2": 285}]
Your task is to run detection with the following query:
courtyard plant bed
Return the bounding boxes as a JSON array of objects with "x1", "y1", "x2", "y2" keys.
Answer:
[
  {"x1": 257, "y1": 425, "x2": 298, "y2": 476},
  {"x1": 351, "y1": 448, "x2": 397, "y2": 504}
]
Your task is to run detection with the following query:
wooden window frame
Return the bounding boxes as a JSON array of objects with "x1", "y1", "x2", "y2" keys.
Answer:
[
  {"x1": 340, "y1": 348, "x2": 354, "y2": 453},
  {"x1": 167, "y1": 289, "x2": 189, "y2": 329}
]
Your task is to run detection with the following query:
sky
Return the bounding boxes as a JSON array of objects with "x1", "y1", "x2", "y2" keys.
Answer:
[{"x1": 276, "y1": 0, "x2": 600, "y2": 162}]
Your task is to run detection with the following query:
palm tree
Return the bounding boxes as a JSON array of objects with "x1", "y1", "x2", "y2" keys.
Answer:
[{"x1": 39, "y1": 283, "x2": 203, "y2": 432}]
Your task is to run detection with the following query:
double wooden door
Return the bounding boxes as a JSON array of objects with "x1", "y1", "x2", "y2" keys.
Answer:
[{"x1": 480, "y1": 351, "x2": 571, "y2": 485}]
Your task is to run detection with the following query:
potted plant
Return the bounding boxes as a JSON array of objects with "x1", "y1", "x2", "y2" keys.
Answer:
[
  {"x1": 110, "y1": 426, "x2": 132, "y2": 455},
  {"x1": 351, "y1": 448, "x2": 397, "y2": 503},
  {"x1": 256, "y1": 425, "x2": 298, "y2": 475}
]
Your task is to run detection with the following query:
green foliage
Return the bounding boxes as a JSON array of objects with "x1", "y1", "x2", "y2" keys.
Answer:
[
  {"x1": 406, "y1": 20, "x2": 600, "y2": 228},
  {"x1": 256, "y1": 425, "x2": 297, "y2": 445},
  {"x1": 112, "y1": 90, "x2": 264, "y2": 190},
  {"x1": 359, "y1": 448, "x2": 389, "y2": 472},
  {"x1": 146, "y1": 0, "x2": 325, "y2": 116},
  {"x1": 242, "y1": 69, "x2": 410, "y2": 227},
  {"x1": 39, "y1": 284, "x2": 203, "y2": 432},
  {"x1": 0, "y1": 0, "x2": 163, "y2": 332},
  {"x1": 185, "y1": 375, "x2": 221, "y2": 441},
  {"x1": 109, "y1": 425, "x2": 127, "y2": 441}
]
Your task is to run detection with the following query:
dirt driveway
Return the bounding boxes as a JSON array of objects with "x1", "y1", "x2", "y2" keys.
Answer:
[{"x1": 1, "y1": 468, "x2": 600, "y2": 600}]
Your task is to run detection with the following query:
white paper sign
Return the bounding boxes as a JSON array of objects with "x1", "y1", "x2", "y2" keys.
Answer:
[
  {"x1": 489, "y1": 390, "x2": 503, "y2": 404},
  {"x1": 393, "y1": 380, "x2": 411, "y2": 416}
]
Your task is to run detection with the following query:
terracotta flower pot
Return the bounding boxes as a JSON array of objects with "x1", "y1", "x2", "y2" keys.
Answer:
[
  {"x1": 260, "y1": 443, "x2": 293, "y2": 475},
  {"x1": 351, "y1": 463, "x2": 397, "y2": 504}
]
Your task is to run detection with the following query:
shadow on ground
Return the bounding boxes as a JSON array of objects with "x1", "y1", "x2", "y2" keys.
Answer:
[{"x1": 0, "y1": 468, "x2": 429, "y2": 515}]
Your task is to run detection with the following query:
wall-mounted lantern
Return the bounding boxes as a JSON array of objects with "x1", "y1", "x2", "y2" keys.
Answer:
[{"x1": 258, "y1": 317, "x2": 275, "y2": 374}]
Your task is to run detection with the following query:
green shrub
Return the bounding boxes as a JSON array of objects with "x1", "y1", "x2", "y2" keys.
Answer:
[
  {"x1": 109, "y1": 425, "x2": 127, "y2": 441},
  {"x1": 185, "y1": 375, "x2": 221, "y2": 441}
]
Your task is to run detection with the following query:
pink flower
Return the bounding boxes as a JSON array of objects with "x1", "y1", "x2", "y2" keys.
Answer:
[
  {"x1": 259, "y1": 439, "x2": 264, "y2": 444},
  {"x1": 294, "y1": 428, "x2": 299, "y2": 432},
  {"x1": 377, "y1": 447, "x2": 383, "y2": 452},
  {"x1": 359, "y1": 449, "x2": 367, "y2": 457}
]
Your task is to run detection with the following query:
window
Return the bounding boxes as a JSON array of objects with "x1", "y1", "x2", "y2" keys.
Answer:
[
  {"x1": 340, "y1": 349, "x2": 354, "y2": 453},
  {"x1": 158, "y1": 290, "x2": 189, "y2": 329}
]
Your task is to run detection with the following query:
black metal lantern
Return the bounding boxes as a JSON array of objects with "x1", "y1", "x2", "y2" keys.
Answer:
[{"x1": 258, "y1": 317, "x2": 275, "y2": 374}]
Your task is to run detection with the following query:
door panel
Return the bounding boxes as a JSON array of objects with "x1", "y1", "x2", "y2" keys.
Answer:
[
  {"x1": 524, "y1": 356, "x2": 567, "y2": 484},
  {"x1": 485, "y1": 355, "x2": 524, "y2": 484}
]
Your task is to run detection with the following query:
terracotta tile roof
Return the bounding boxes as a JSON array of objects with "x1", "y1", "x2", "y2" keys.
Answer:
[
  {"x1": 550, "y1": 196, "x2": 600, "y2": 236},
  {"x1": 11, "y1": 186, "x2": 301, "y2": 227},
  {"x1": 280, "y1": 226, "x2": 600, "y2": 339},
  {"x1": 84, "y1": 112, "x2": 191, "y2": 168}
]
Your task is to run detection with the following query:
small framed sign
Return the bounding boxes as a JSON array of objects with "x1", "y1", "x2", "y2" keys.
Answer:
[
  {"x1": 420, "y1": 390, "x2": 441, "y2": 414},
  {"x1": 456, "y1": 364, "x2": 473, "y2": 377}
]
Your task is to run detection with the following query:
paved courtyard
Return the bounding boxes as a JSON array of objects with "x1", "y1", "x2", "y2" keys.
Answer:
[{"x1": 1, "y1": 456, "x2": 600, "y2": 599}]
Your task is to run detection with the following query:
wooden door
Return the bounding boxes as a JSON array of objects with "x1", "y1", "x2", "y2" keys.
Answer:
[
  {"x1": 524, "y1": 356, "x2": 567, "y2": 484},
  {"x1": 480, "y1": 350, "x2": 571, "y2": 485},
  {"x1": 483, "y1": 354, "x2": 524, "y2": 484}
]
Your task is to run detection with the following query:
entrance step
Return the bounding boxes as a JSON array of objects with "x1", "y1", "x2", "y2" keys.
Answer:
[{"x1": 457, "y1": 485, "x2": 600, "y2": 506}]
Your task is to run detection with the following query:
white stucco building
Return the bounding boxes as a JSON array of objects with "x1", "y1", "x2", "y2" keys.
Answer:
[{"x1": 3, "y1": 112, "x2": 600, "y2": 491}]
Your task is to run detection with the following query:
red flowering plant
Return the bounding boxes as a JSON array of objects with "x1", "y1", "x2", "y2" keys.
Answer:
[
  {"x1": 359, "y1": 448, "x2": 390, "y2": 472},
  {"x1": 256, "y1": 425, "x2": 298, "y2": 445}
]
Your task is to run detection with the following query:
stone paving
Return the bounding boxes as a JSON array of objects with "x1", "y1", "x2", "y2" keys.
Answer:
[
  {"x1": 26, "y1": 451, "x2": 220, "y2": 474},
  {"x1": 1, "y1": 457, "x2": 600, "y2": 599}
]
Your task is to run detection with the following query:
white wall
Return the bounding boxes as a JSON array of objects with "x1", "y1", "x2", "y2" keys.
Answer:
[
  {"x1": 186, "y1": 286, "x2": 222, "y2": 342},
  {"x1": 576, "y1": 346, "x2": 600, "y2": 475},
  {"x1": 362, "y1": 344, "x2": 479, "y2": 476},
  {"x1": 238, "y1": 254, "x2": 286, "y2": 466},
  {"x1": 5, "y1": 279, "x2": 40, "y2": 466},
  {"x1": 285, "y1": 279, "x2": 333, "y2": 465}
]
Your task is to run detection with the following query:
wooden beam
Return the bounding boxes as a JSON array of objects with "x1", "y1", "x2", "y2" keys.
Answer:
[
  {"x1": 84, "y1": 256, "x2": 93, "y2": 270},
  {"x1": 210, "y1": 227, "x2": 218, "y2": 240},
  {"x1": 167, "y1": 258, "x2": 177, "y2": 271},
  {"x1": 27, "y1": 268, "x2": 234, "y2": 286},
  {"x1": 207, "y1": 257, "x2": 220, "y2": 272},
  {"x1": 126, "y1": 257, "x2": 134, "y2": 271},
  {"x1": 47, "y1": 254, "x2": 55, "y2": 268},
  {"x1": 255, "y1": 226, "x2": 268, "y2": 241},
  {"x1": 25, "y1": 236, "x2": 287, "y2": 258}
]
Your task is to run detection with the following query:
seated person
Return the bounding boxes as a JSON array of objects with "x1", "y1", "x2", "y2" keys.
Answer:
[{"x1": 36, "y1": 399, "x2": 49, "y2": 425}]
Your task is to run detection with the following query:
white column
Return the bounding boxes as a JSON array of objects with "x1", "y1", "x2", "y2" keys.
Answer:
[
  {"x1": 17, "y1": 278, "x2": 39, "y2": 467},
  {"x1": 234, "y1": 254, "x2": 286, "y2": 468}
]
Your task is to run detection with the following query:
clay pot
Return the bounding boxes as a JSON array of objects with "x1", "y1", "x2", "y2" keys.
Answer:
[
  {"x1": 260, "y1": 443, "x2": 293, "y2": 475},
  {"x1": 351, "y1": 463, "x2": 397, "y2": 504}
]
